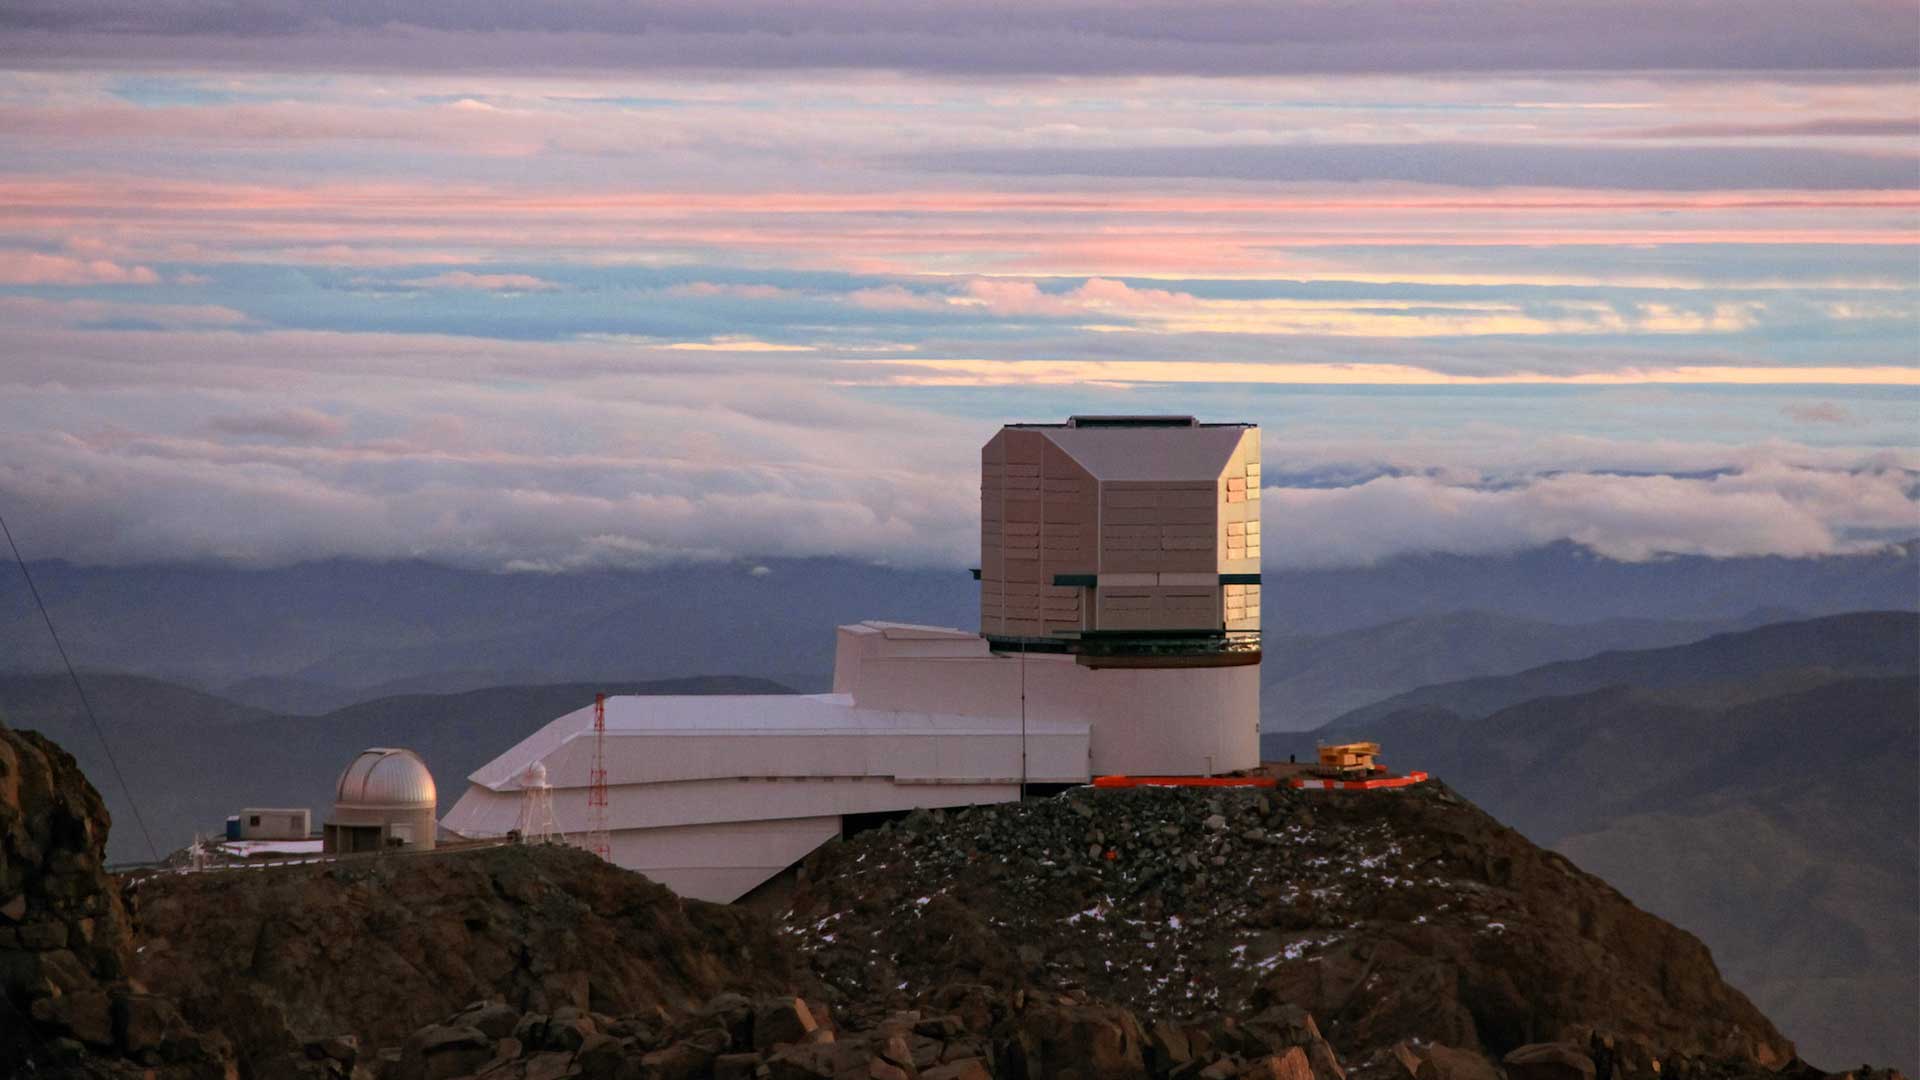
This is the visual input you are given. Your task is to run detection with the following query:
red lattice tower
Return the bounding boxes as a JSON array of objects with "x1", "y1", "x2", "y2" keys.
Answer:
[{"x1": 582, "y1": 692, "x2": 611, "y2": 860}]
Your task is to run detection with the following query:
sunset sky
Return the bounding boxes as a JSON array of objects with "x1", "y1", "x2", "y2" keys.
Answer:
[{"x1": 0, "y1": 1, "x2": 1915, "y2": 571}]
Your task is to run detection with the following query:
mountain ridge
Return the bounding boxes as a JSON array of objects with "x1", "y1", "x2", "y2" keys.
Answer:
[
  {"x1": 5, "y1": 544, "x2": 1912, "y2": 696},
  {"x1": 1318, "y1": 611, "x2": 1918, "y2": 732}
]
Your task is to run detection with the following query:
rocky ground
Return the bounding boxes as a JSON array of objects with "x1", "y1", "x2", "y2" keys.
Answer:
[
  {"x1": 778, "y1": 784, "x2": 1791, "y2": 1067},
  {"x1": 4, "y1": 717, "x2": 1910, "y2": 1080},
  {"x1": 126, "y1": 842, "x2": 806, "y2": 1077}
]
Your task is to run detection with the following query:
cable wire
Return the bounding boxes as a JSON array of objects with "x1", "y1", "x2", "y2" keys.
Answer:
[{"x1": 0, "y1": 509, "x2": 159, "y2": 862}]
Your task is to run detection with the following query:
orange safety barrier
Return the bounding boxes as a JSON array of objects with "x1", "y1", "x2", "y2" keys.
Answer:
[{"x1": 1093, "y1": 775, "x2": 1278, "y2": 789}]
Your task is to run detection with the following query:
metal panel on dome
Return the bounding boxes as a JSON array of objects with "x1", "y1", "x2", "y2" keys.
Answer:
[{"x1": 334, "y1": 747, "x2": 437, "y2": 808}]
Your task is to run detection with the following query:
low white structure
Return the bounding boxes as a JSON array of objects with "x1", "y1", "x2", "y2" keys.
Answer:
[
  {"x1": 444, "y1": 622, "x2": 1092, "y2": 901},
  {"x1": 444, "y1": 416, "x2": 1263, "y2": 903},
  {"x1": 228, "y1": 807, "x2": 311, "y2": 841}
]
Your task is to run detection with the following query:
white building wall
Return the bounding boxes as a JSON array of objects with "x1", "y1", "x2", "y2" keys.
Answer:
[
  {"x1": 834, "y1": 623, "x2": 1258, "y2": 777},
  {"x1": 608, "y1": 817, "x2": 844, "y2": 905}
]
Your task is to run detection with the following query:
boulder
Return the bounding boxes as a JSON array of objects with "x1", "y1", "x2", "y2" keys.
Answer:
[
  {"x1": 1243, "y1": 1048, "x2": 1316, "y2": 1080},
  {"x1": 548, "y1": 1014, "x2": 596, "y2": 1053},
  {"x1": 1004, "y1": 1003, "x2": 1148, "y2": 1080},
  {"x1": 523, "y1": 1050, "x2": 580, "y2": 1080},
  {"x1": 402, "y1": 1023, "x2": 495, "y2": 1080},
  {"x1": 116, "y1": 990, "x2": 192, "y2": 1057},
  {"x1": 1149, "y1": 1020, "x2": 1194, "y2": 1074},
  {"x1": 923, "y1": 1060, "x2": 992, "y2": 1080},
  {"x1": 1240, "y1": 1006, "x2": 1343, "y2": 1080},
  {"x1": 575, "y1": 1032, "x2": 626, "y2": 1080},
  {"x1": 642, "y1": 1036, "x2": 723, "y2": 1080},
  {"x1": 700, "y1": 992, "x2": 756, "y2": 1049},
  {"x1": 35, "y1": 988, "x2": 114, "y2": 1047},
  {"x1": 461, "y1": 1001, "x2": 523, "y2": 1040},
  {"x1": 1506, "y1": 1043, "x2": 1599, "y2": 1080},
  {"x1": 714, "y1": 1052, "x2": 764, "y2": 1080},
  {"x1": 304, "y1": 1033, "x2": 359, "y2": 1067},
  {"x1": 767, "y1": 1042, "x2": 843, "y2": 1080},
  {"x1": 931, "y1": 983, "x2": 1005, "y2": 1034},
  {"x1": 756, "y1": 996, "x2": 820, "y2": 1050},
  {"x1": 1418, "y1": 1044, "x2": 1503, "y2": 1080}
]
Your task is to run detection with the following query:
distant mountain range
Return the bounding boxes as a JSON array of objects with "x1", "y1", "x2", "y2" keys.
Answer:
[
  {"x1": 0, "y1": 674, "x2": 789, "y2": 868},
  {"x1": 1266, "y1": 611, "x2": 1919, "y2": 1075},
  {"x1": 1314, "y1": 610, "x2": 1917, "y2": 732},
  {"x1": 1259, "y1": 607, "x2": 1801, "y2": 731},
  {"x1": 3, "y1": 542, "x2": 1911, "y2": 712}
]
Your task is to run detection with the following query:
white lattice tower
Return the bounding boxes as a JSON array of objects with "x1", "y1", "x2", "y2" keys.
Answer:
[{"x1": 516, "y1": 761, "x2": 562, "y2": 844}]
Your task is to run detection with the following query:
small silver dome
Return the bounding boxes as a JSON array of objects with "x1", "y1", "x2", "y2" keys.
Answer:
[{"x1": 335, "y1": 747, "x2": 436, "y2": 809}]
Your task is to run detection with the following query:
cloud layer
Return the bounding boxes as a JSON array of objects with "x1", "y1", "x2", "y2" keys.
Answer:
[
  {"x1": 0, "y1": 36, "x2": 1913, "y2": 572},
  {"x1": 1264, "y1": 466, "x2": 1918, "y2": 567},
  {"x1": 1, "y1": 1, "x2": 1913, "y2": 75}
]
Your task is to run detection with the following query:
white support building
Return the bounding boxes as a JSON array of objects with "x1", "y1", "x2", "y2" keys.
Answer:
[{"x1": 443, "y1": 416, "x2": 1263, "y2": 902}]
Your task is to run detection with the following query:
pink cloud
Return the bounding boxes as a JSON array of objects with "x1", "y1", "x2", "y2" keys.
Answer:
[
  {"x1": 204, "y1": 407, "x2": 347, "y2": 443},
  {"x1": 1783, "y1": 402, "x2": 1856, "y2": 424},
  {"x1": 662, "y1": 282, "x2": 798, "y2": 300},
  {"x1": 393, "y1": 271, "x2": 559, "y2": 291},
  {"x1": 959, "y1": 277, "x2": 1202, "y2": 317},
  {"x1": 0, "y1": 295, "x2": 246, "y2": 327},
  {"x1": 0, "y1": 250, "x2": 160, "y2": 285},
  {"x1": 845, "y1": 285, "x2": 949, "y2": 312},
  {"x1": 0, "y1": 176, "x2": 1911, "y2": 284}
]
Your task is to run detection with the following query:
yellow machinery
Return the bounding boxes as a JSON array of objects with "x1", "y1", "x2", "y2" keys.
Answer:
[{"x1": 1314, "y1": 741, "x2": 1382, "y2": 780}]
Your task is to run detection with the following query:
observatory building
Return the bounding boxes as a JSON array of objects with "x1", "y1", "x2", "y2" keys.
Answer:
[
  {"x1": 323, "y1": 747, "x2": 438, "y2": 853},
  {"x1": 443, "y1": 416, "x2": 1261, "y2": 901}
]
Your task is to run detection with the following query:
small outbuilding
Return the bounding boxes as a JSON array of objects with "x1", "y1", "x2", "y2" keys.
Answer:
[
  {"x1": 226, "y1": 807, "x2": 311, "y2": 841},
  {"x1": 323, "y1": 747, "x2": 437, "y2": 854}
]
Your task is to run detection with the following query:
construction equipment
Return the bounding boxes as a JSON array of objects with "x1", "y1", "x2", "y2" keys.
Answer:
[{"x1": 1313, "y1": 741, "x2": 1382, "y2": 780}]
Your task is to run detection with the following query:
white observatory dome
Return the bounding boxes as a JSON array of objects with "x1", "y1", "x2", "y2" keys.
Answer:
[
  {"x1": 522, "y1": 761, "x2": 549, "y2": 787},
  {"x1": 334, "y1": 747, "x2": 436, "y2": 809}
]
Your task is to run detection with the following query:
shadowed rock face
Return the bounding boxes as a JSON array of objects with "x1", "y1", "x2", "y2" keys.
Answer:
[
  {"x1": 0, "y1": 724, "x2": 231, "y2": 1079},
  {"x1": 779, "y1": 784, "x2": 1794, "y2": 1068}
]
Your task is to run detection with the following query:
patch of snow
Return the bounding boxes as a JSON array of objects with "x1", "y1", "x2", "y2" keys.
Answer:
[
  {"x1": 218, "y1": 839, "x2": 323, "y2": 856},
  {"x1": 1067, "y1": 902, "x2": 1109, "y2": 926}
]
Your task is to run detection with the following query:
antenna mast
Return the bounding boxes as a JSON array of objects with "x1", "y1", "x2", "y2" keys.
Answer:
[{"x1": 582, "y1": 693, "x2": 611, "y2": 860}]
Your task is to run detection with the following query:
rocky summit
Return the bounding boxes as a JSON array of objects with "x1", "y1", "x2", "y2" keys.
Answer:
[
  {"x1": 2, "y1": 720, "x2": 1910, "y2": 1080},
  {"x1": 778, "y1": 783, "x2": 1791, "y2": 1070}
]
